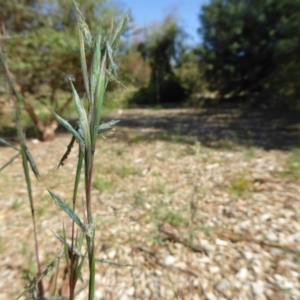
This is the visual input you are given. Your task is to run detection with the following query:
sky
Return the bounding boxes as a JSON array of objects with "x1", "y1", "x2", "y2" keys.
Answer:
[{"x1": 119, "y1": 0, "x2": 209, "y2": 45}]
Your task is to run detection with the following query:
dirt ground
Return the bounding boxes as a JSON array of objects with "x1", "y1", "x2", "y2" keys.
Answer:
[{"x1": 0, "y1": 108, "x2": 300, "y2": 299}]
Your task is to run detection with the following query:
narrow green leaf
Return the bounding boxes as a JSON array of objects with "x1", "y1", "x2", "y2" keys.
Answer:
[
  {"x1": 106, "y1": 41, "x2": 117, "y2": 75},
  {"x1": 61, "y1": 224, "x2": 71, "y2": 278},
  {"x1": 78, "y1": 30, "x2": 91, "y2": 103},
  {"x1": 52, "y1": 231, "x2": 83, "y2": 257},
  {"x1": 48, "y1": 190, "x2": 84, "y2": 228},
  {"x1": 90, "y1": 33, "x2": 101, "y2": 108},
  {"x1": 98, "y1": 119, "x2": 120, "y2": 135},
  {"x1": 49, "y1": 107, "x2": 84, "y2": 146},
  {"x1": 25, "y1": 147, "x2": 40, "y2": 180},
  {"x1": 69, "y1": 80, "x2": 91, "y2": 170},
  {"x1": 96, "y1": 258, "x2": 135, "y2": 267},
  {"x1": 48, "y1": 190, "x2": 93, "y2": 238},
  {"x1": 74, "y1": 1, "x2": 91, "y2": 103},
  {"x1": 0, "y1": 138, "x2": 19, "y2": 151},
  {"x1": 110, "y1": 11, "x2": 130, "y2": 49},
  {"x1": 92, "y1": 53, "x2": 107, "y2": 145},
  {"x1": 74, "y1": 1, "x2": 93, "y2": 48},
  {"x1": 73, "y1": 232, "x2": 86, "y2": 285},
  {"x1": 69, "y1": 80, "x2": 91, "y2": 145},
  {"x1": 106, "y1": 69, "x2": 127, "y2": 88},
  {"x1": 16, "y1": 248, "x2": 64, "y2": 300},
  {"x1": 0, "y1": 153, "x2": 21, "y2": 172}
]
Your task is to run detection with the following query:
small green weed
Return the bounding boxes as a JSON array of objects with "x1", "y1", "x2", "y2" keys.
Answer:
[
  {"x1": 229, "y1": 171, "x2": 252, "y2": 197},
  {"x1": 195, "y1": 225, "x2": 214, "y2": 236},
  {"x1": 115, "y1": 148, "x2": 126, "y2": 156},
  {"x1": 115, "y1": 165, "x2": 139, "y2": 179},
  {"x1": 155, "y1": 179, "x2": 165, "y2": 194},
  {"x1": 279, "y1": 149, "x2": 300, "y2": 180},
  {"x1": 127, "y1": 134, "x2": 144, "y2": 144},
  {"x1": 244, "y1": 147, "x2": 256, "y2": 161},
  {"x1": 12, "y1": 198, "x2": 23, "y2": 210},
  {"x1": 93, "y1": 176, "x2": 114, "y2": 192},
  {"x1": 36, "y1": 204, "x2": 46, "y2": 217},
  {"x1": 163, "y1": 211, "x2": 188, "y2": 227},
  {"x1": 133, "y1": 192, "x2": 145, "y2": 208}
]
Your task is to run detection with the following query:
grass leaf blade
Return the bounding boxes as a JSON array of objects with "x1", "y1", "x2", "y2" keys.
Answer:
[
  {"x1": 0, "y1": 153, "x2": 21, "y2": 172},
  {"x1": 106, "y1": 41, "x2": 117, "y2": 75},
  {"x1": 48, "y1": 190, "x2": 85, "y2": 229},
  {"x1": 25, "y1": 147, "x2": 40, "y2": 180},
  {"x1": 52, "y1": 231, "x2": 83, "y2": 257},
  {"x1": 0, "y1": 138, "x2": 20, "y2": 151},
  {"x1": 49, "y1": 107, "x2": 84, "y2": 145},
  {"x1": 16, "y1": 248, "x2": 64, "y2": 300},
  {"x1": 110, "y1": 11, "x2": 130, "y2": 49}
]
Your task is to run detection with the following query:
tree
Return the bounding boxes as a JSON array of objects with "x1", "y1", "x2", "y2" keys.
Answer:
[
  {"x1": 198, "y1": 0, "x2": 300, "y2": 106},
  {"x1": 130, "y1": 16, "x2": 187, "y2": 105},
  {"x1": 0, "y1": 0, "x2": 125, "y2": 140}
]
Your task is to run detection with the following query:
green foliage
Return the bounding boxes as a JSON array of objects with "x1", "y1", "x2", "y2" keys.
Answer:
[
  {"x1": 278, "y1": 148, "x2": 300, "y2": 180},
  {"x1": 1, "y1": 0, "x2": 126, "y2": 110},
  {"x1": 129, "y1": 16, "x2": 188, "y2": 105},
  {"x1": 163, "y1": 211, "x2": 188, "y2": 227},
  {"x1": 229, "y1": 171, "x2": 252, "y2": 197},
  {"x1": 129, "y1": 75, "x2": 185, "y2": 105},
  {"x1": 199, "y1": 0, "x2": 300, "y2": 107},
  {"x1": 93, "y1": 176, "x2": 114, "y2": 192}
]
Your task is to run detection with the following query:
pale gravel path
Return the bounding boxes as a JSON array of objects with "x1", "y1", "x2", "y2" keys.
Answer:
[{"x1": 0, "y1": 109, "x2": 299, "y2": 299}]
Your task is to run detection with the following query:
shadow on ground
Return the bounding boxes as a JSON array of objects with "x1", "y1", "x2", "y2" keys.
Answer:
[
  {"x1": 1, "y1": 106, "x2": 300, "y2": 150},
  {"x1": 104, "y1": 106, "x2": 300, "y2": 150}
]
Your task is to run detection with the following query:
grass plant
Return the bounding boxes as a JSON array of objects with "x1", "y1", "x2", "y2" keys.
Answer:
[
  {"x1": 229, "y1": 170, "x2": 252, "y2": 198},
  {"x1": 0, "y1": 25, "x2": 45, "y2": 298},
  {"x1": 0, "y1": 2, "x2": 129, "y2": 299}
]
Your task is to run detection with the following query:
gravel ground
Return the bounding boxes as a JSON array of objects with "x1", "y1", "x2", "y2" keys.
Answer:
[{"x1": 0, "y1": 109, "x2": 300, "y2": 300}]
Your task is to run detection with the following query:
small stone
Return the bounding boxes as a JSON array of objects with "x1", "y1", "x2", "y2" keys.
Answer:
[
  {"x1": 206, "y1": 292, "x2": 218, "y2": 300},
  {"x1": 250, "y1": 280, "x2": 265, "y2": 297},
  {"x1": 31, "y1": 139, "x2": 39, "y2": 144},
  {"x1": 145, "y1": 203, "x2": 152, "y2": 209},
  {"x1": 126, "y1": 287, "x2": 135, "y2": 296},
  {"x1": 266, "y1": 231, "x2": 278, "y2": 242},
  {"x1": 108, "y1": 249, "x2": 116, "y2": 259},
  {"x1": 216, "y1": 238, "x2": 228, "y2": 246},
  {"x1": 260, "y1": 213, "x2": 272, "y2": 222},
  {"x1": 235, "y1": 267, "x2": 248, "y2": 280},
  {"x1": 164, "y1": 255, "x2": 176, "y2": 266},
  {"x1": 216, "y1": 279, "x2": 231, "y2": 292},
  {"x1": 244, "y1": 251, "x2": 253, "y2": 260},
  {"x1": 209, "y1": 266, "x2": 220, "y2": 274},
  {"x1": 287, "y1": 232, "x2": 300, "y2": 243},
  {"x1": 274, "y1": 274, "x2": 294, "y2": 290}
]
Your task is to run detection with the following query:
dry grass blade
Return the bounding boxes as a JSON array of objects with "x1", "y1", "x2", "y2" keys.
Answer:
[{"x1": 57, "y1": 134, "x2": 77, "y2": 169}]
